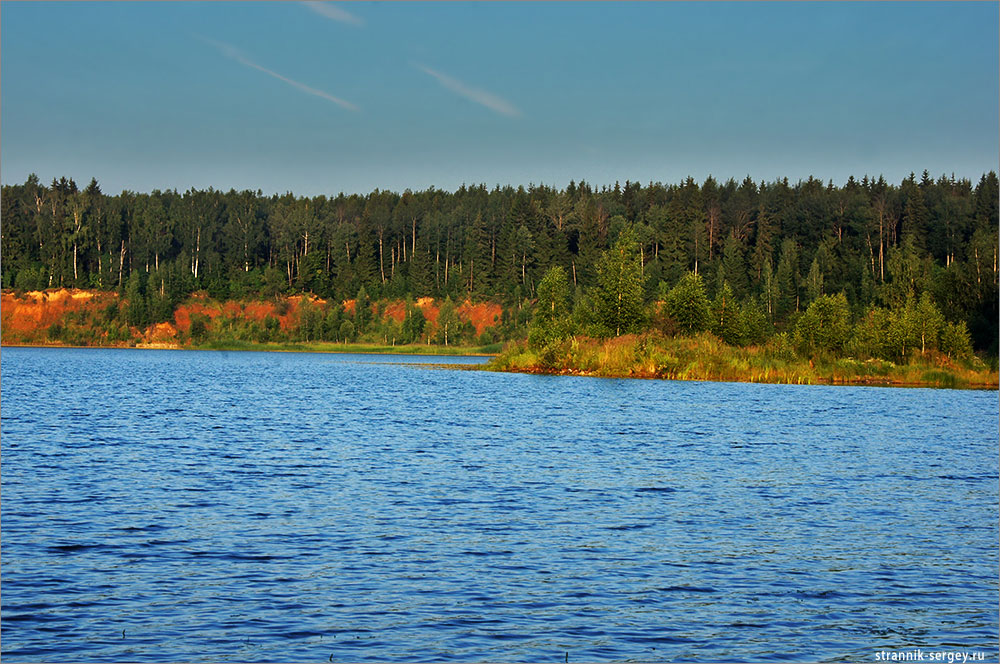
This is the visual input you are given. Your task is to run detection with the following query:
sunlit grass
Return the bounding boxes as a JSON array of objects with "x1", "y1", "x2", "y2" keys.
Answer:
[{"x1": 486, "y1": 332, "x2": 998, "y2": 389}]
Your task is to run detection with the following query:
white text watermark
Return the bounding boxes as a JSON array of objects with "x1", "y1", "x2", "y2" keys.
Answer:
[{"x1": 875, "y1": 650, "x2": 988, "y2": 663}]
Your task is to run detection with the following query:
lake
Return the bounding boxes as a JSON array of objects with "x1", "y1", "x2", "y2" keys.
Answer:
[{"x1": 1, "y1": 346, "x2": 997, "y2": 662}]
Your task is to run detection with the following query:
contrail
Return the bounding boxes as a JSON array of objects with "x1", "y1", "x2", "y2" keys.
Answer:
[
  {"x1": 415, "y1": 63, "x2": 521, "y2": 118},
  {"x1": 197, "y1": 35, "x2": 359, "y2": 112},
  {"x1": 301, "y1": 1, "x2": 364, "y2": 26}
]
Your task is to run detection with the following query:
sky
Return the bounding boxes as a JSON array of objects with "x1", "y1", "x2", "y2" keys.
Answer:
[{"x1": 1, "y1": 1, "x2": 998, "y2": 197}]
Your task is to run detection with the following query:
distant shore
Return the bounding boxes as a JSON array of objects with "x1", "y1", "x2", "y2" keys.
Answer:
[
  {"x1": 6, "y1": 336, "x2": 998, "y2": 389},
  {"x1": 484, "y1": 334, "x2": 999, "y2": 390},
  {"x1": 0, "y1": 340, "x2": 500, "y2": 357}
]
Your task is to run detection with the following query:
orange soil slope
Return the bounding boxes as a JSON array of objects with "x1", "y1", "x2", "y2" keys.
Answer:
[
  {"x1": 1, "y1": 290, "x2": 502, "y2": 345},
  {"x1": 379, "y1": 299, "x2": 501, "y2": 336},
  {"x1": 2, "y1": 289, "x2": 114, "y2": 337}
]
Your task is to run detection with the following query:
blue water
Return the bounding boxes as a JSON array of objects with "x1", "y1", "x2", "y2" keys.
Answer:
[{"x1": 2, "y1": 347, "x2": 997, "y2": 662}]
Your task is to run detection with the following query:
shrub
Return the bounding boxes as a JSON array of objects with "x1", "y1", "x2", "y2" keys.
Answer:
[
  {"x1": 665, "y1": 272, "x2": 710, "y2": 335},
  {"x1": 939, "y1": 320, "x2": 974, "y2": 361},
  {"x1": 794, "y1": 293, "x2": 851, "y2": 356},
  {"x1": 338, "y1": 320, "x2": 356, "y2": 342},
  {"x1": 189, "y1": 314, "x2": 210, "y2": 341}
]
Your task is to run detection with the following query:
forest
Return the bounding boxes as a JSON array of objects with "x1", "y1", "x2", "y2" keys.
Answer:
[{"x1": 1, "y1": 171, "x2": 997, "y2": 359}]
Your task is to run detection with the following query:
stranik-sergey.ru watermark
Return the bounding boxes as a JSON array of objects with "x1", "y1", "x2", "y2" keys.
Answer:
[{"x1": 875, "y1": 650, "x2": 988, "y2": 663}]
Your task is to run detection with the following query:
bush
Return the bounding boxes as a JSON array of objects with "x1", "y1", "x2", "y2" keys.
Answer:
[
  {"x1": 665, "y1": 272, "x2": 710, "y2": 335},
  {"x1": 189, "y1": 314, "x2": 210, "y2": 341},
  {"x1": 338, "y1": 320, "x2": 356, "y2": 342},
  {"x1": 477, "y1": 327, "x2": 498, "y2": 346},
  {"x1": 46, "y1": 323, "x2": 64, "y2": 341},
  {"x1": 794, "y1": 293, "x2": 851, "y2": 356},
  {"x1": 849, "y1": 307, "x2": 894, "y2": 360},
  {"x1": 939, "y1": 320, "x2": 974, "y2": 361},
  {"x1": 14, "y1": 266, "x2": 46, "y2": 291},
  {"x1": 763, "y1": 332, "x2": 797, "y2": 362}
]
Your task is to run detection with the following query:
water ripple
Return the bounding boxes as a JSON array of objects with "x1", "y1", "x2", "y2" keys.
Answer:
[{"x1": 2, "y1": 347, "x2": 997, "y2": 662}]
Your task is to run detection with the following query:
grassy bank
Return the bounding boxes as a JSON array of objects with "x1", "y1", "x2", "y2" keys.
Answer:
[{"x1": 486, "y1": 333, "x2": 999, "y2": 389}]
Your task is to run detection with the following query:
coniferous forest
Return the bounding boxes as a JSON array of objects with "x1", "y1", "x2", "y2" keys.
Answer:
[{"x1": 1, "y1": 171, "x2": 997, "y2": 360}]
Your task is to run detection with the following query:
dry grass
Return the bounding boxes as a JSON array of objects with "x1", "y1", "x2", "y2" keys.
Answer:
[{"x1": 487, "y1": 332, "x2": 998, "y2": 389}]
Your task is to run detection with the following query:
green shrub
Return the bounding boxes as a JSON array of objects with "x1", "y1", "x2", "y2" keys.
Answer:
[
  {"x1": 665, "y1": 272, "x2": 711, "y2": 335},
  {"x1": 794, "y1": 293, "x2": 851, "y2": 356},
  {"x1": 939, "y1": 320, "x2": 974, "y2": 361}
]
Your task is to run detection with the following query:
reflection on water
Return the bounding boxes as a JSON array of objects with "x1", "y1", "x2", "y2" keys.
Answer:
[{"x1": 2, "y1": 347, "x2": 997, "y2": 662}]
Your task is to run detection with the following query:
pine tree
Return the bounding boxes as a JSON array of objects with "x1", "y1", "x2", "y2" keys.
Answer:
[
  {"x1": 711, "y1": 280, "x2": 741, "y2": 345},
  {"x1": 722, "y1": 233, "x2": 749, "y2": 298}
]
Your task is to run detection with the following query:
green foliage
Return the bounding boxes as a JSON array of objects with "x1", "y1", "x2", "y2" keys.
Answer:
[
  {"x1": 125, "y1": 272, "x2": 150, "y2": 328},
  {"x1": 339, "y1": 319, "x2": 356, "y2": 342},
  {"x1": 775, "y1": 238, "x2": 800, "y2": 318},
  {"x1": 535, "y1": 265, "x2": 572, "y2": 323},
  {"x1": 849, "y1": 293, "x2": 961, "y2": 362},
  {"x1": 794, "y1": 293, "x2": 851, "y2": 356},
  {"x1": 849, "y1": 306, "x2": 895, "y2": 361},
  {"x1": 477, "y1": 327, "x2": 498, "y2": 346},
  {"x1": 263, "y1": 315, "x2": 282, "y2": 342},
  {"x1": 101, "y1": 300, "x2": 120, "y2": 324},
  {"x1": 529, "y1": 266, "x2": 573, "y2": 349},
  {"x1": 354, "y1": 286, "x2": 371, "y2": 332},
  {"x1": 189, "y1": 313, "x2": 210, "y2": 341},
  {"x1": 436, "y1": 296, "x2": 459, "y2": 345},
  {"x1": 263, "y1": 266, "x2": 287, "y2": 297},
  {"x1": 14, "y1": 265, "x2": 47, "y2": 291},
  {"x1": 47, "y1": 322, "x2": 64, "y2": 341},
  {"x1": 2, "y1": 170, "x2": 996, "y2": 355},
  {"x1": 401, "y1": 300, "x2": 426, "y2": 344},
  {"x1": 910, "y1": 291, "x2": 945, "y2": 356},
  {"x1": 664, "y1": 271, "x2": 710, "y2": 335},
  {"x1": 296, "y1": 298, "x2": 325, "y2": 342},
  {"x1": 322, "y1": 308, "x2": 343, "y2": 340},
  {"x1": 805, "y1": 256, "x2": 824, "y2": 304},
  {"x1": 939, "y1": 320, "x2": 974, "y2": 361},
  {"x1": 721, "y1": 233, "x2": 749, "y2": 297},
  {"x1": 710, "y1": 281, "x2": 741, "y2": 345},
  {"x1": 488, "y1": 329, "x2": 996, "y2": 387},
  {"x1": 738, "y1": 296, "x2": 770, "y2": 346},
  {"x1": 592, "y1": 225, "x2": 645, "y2": 337}
]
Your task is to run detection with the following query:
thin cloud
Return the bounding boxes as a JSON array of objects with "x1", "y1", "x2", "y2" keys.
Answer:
[
  {"x1": 301, "y1": 1, "x2": 364, "y2": 27},
  {"x1": 415, "y1": 64, "x2": 521, "y2": 118},
  {"x1": 197, "y1": 35, "x2": 359, "y2": 112}
]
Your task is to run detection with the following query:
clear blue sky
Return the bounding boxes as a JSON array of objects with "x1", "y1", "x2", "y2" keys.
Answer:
[{"x1": 2, "y1": 1, "x2": 997, "y2": 196}]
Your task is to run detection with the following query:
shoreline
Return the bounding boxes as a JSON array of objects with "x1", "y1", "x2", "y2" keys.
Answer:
[
  {"x1": 4, "y1": 340, "x2": 996, "y2": 390},
  {"x1": 485, "y1": 363, "x2": 999, "y2": 390},
  {"x1": 484, "y1": 335, "x2": 1000, "y2": 391},
  {"x1": 0, "y1": 340, "x2": 499, "y2": 357}
]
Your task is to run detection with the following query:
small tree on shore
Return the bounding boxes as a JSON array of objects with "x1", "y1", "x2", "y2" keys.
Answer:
[
  {"x1": 592, "y1": 225, "x2": 645, "y2": 337},
  {"x1": 665, "y1": 271, "x2": 710, "y2": 335},
  {"x1": 436, "y1": 296, "x2": 459, "y2": 345},
  {"x1": 794, "y1": 292, "x2": 851, "y2": 356},
  {"x1": 529, "y1": 265, "x2": 573, "y2": 348}
]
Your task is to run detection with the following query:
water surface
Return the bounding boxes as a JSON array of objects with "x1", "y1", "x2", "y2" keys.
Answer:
[{"x1": 2, "y1": 347, "x2": 997, "y2": 662}]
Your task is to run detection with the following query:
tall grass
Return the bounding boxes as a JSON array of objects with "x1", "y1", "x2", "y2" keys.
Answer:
[{"x1": 486, "y1": 332, "x2": 998, "y2": 389}]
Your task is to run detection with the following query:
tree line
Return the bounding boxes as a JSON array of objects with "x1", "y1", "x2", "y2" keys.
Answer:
[{"x1": 1, "y1": 171, "x2": 996, "y2": 353}]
